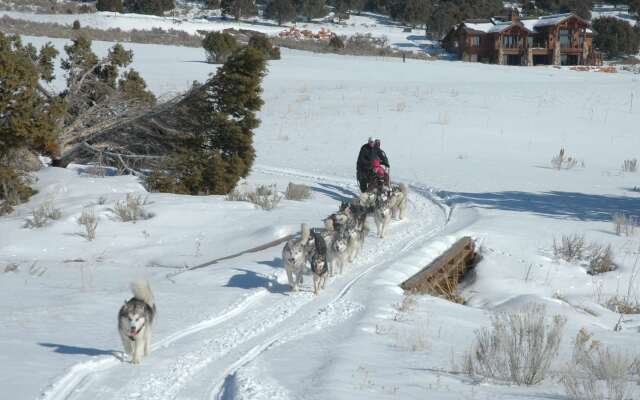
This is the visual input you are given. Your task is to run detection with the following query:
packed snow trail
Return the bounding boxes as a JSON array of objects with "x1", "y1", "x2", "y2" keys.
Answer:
[{"x1": 38, "y1": 168, "x2": 448, "y2": 400}]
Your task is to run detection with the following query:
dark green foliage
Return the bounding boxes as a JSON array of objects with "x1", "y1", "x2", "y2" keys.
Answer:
[
  {"x1": 296, "y1": 0, "x2": 328, "y2": 21},
  {"x1": 202, "y1": 31, "x2": 238, "y2": 63},
  {"x1": 535, "y1": 0, "x2": 592, "y2": 19},
  {"x1": 264, "y1": 0, "x2": 297, "y2": 25},
  {"x1": 248, "y1": 34, "x2": 281, "y2": 60},
  {"x1": 96, "y1": 0, "x2": 124, "y2": 12},
  {"x1": 150, "y1": 47, "x2": 267, "y2": 195},
  {"x1": 221, "y1": 0, "x2": 258, "y2": 20},
  {"x1": 124, "y1": 0, "x2": 175, "y2": 15},
  {"x1": 592, "y1": 17, "x2": 640, "y2": 58},
  {"x1": 72, "y1": 20, "x2": 81, "y2": 30},
  {"x1": 0, "y1": 33, "x2": 64, "y2": 205},
  {"x1": 333, "y1": 0, "x2": 351, "y2": 21},
  {"x1": 119, "y1": 69, "x2": 157, "y2": 105}
]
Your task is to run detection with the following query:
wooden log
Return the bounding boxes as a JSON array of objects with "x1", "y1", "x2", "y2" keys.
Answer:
[{"x1": 401, "y1": 237, "x2": 476, "y2": 295}]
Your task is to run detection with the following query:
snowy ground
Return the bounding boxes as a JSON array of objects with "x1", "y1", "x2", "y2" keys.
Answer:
[{"x1": 2, "y1": 35, "x2": 640, "y2": 399}]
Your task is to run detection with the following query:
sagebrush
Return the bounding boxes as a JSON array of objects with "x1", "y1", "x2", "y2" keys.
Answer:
[
  {"x1": 463, "y1": 304, "x2": 566, "y2": 385},
  {"x1": 553, "y1": 235, "x2": 615, "y2": 274},
  {"x1": 77, "y1": 206, "x2": 98, "y2": 240},
  {"x1": 561, "y1": 329, "x2": 639, "y2": 400},
  {"x1": 226, "y1": 184, "x2": 282, "y2": 210},
  {"x1": 112, "y1": 193, "x2": 153, "y2": 222},
  {"x1": 285, "y1": 182, "x2": 312, "y2": 200},
  {"x1": 23, "y1": 201, "x2": 62, "y2": 228}
]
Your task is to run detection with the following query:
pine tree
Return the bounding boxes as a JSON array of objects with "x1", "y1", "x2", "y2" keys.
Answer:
[
  {"x1": 124, "y1": 0, "x2": 175, "y2": 15},
  {"x1": 264, "y1": 0, "x2": 296, "y2": 26},
  {"x1": 119, "y1": 69, "x2": 157, "y2": 106},
  {"x1": 248, "y1": 34, "x2": 281, "y2": 60},
  {"x1": 297, "y1": 0, "x2": 327, "y2": 21},
  {"x1": 96, "y1": 0, "x2": 124, "y2": 12},
  {"x1": 0, "y1": 33, "x2": 64, "y2": 206},
  {"x1": 153, "y1": 47, "x2": 267, "y2": 195},
  {"x1": 221, "y1": 0, "x2": 257, "y2": 20},
  {"x1": 202, "y1": 31, "x2": 238, "y2": 63}
]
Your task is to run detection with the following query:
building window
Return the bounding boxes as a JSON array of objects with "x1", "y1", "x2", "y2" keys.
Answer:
[
  {"x1": 470, "y1": 36, "x2": 480, "y2": 47},
  {"x1": 560, "y1": 29, "x2": 570, "y2": 48},
  {"x1": 528, "y1": 36, "x2": 533, "y2": 47},
  {"x1": 579, "y1": 31, "x2": 585, "y2": 47}
]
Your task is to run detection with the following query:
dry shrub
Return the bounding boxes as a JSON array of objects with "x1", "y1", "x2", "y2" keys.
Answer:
[
  {"x1": 587, "y1": 244, "x2": 615, "y2": 275},
  {"x1": 226, "y1": 184, "x2": 281, "y2": 210},
  {"x1": 112, "y1": 193, "x2": 153, "y2": 222},
  {"x1": 561, "y1": 329, "x2": 639, "y2": 400},
  {"x1": 612, "y1": 213, "x2": 637, "y2": 236},
  {"x1": 463, "y1": 304, "x2": 566, "y2": 385},
  {"x1": 23, "y1": 201, "x2": 62, "y2": 228},
  {"x1": 285, "y1": 182, "x2": 312, "y2": 201},
  {"x1": 77, "y1": 206, "x2": 98, "y2": 241},
  {"x1": 606, "y1": 296, "x2": 640, "y2": 314},
  {"x1": 551, "y1": 148, "x2": 580, "y2": 170},
  {"x1": 553, "y1": 234, "x2": 587, "y2": 262},
  {"x1": 622, "y1": 158, "x2": 638, "y2": 172}
]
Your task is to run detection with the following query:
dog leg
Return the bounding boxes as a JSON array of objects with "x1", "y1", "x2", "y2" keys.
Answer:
[
  {"x1": 120, "y1": 333, "x2": 133, "y2": 361},
  {"x1": 295, "y1": 269, "x2": 303, "y2": 290},
  {"x1": 313, "y1": 274, "x2": 319, "y2": 295},
  {"x1": 144, "y1": 328, "x2": 151, "y2": 357},
  {"x1": 132, "y1": 339, "x2": 144, "y2": 364},
  {"x1": 286, "y1": 269, "x2": 295, "y2": 291}
]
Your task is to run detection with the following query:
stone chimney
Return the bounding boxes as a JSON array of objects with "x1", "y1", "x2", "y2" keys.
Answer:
[{"x1": 510, "y1": 8, "x2": 520, "y2": 23}]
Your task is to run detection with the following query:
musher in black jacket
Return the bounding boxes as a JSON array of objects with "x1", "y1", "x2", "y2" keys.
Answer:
[{"x1": 356, "y1": 138, "x2": 390, "y2": 192}]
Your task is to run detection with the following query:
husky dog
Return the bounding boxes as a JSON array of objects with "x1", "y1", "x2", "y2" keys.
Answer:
[
  {"x1": 331, "y1": 231, "x2": 349, "y2": 275},
  {"x1": 387, "y1": 183, "x2": 408, "y2": 220},
  {"x1": 339, "y1": 202, "x2": 369, "y2": 262},
  {"x1": 118, "y1": 281, "x2": 156, "y2": 364},
  {"x1": 282, "y1": 223, "x2": 313, "y2": 292},
  {"x1": 373, "y1": 190, "x2": 392, "y2": 238},
  {"x1": 310, "y1": 230, "x2": 329, "y2": 295}
]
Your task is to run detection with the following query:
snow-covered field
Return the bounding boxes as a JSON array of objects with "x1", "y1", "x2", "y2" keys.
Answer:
[{"x1": 3, "y1": 32, "x2": 640, "y2": 399}]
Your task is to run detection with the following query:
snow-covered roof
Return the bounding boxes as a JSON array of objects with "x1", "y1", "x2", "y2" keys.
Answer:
[
  {"x1": 460, "y1": 13, "x2": 588, "y2": 35},
  {"x1": 461, "y1": 21, "x2": 494, "y2": 33}
]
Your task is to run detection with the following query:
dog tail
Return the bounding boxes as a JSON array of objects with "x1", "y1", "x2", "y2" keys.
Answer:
[
  {"x1": 301, "y1": 223, "x2": 310, "y2": 243},
  {"x1": 131, "y1": 280, "x2": 155, "y2": 309},
  {"x1": 399, "y1": 183, "x2": 408, "y2": 196}
]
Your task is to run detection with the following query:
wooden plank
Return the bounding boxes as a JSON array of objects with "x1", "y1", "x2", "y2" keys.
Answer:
[{"x1": 400, "y1": 237, "x2": 476, "y2": 295}]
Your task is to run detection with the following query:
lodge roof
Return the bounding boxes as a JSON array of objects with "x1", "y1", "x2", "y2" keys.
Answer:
[{"x1": 460, "y1": 13, "x2": 589, "y2": 35}]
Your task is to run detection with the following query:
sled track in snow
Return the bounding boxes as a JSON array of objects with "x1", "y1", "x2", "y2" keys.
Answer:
[
  {"x1": 40, "y1": 292, "x2": 267, "y2": 400},
  {"x1": 39, "y1": 167, "x2": 450, "y2": 400}
]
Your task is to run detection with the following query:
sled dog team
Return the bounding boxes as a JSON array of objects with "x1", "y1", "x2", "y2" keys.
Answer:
[
  {"x1": 115, "y1": 183, "x2": 406, "y2": 365},
  {"x1": 283, "y1": 182, "x2": 408, "y2": 295}
]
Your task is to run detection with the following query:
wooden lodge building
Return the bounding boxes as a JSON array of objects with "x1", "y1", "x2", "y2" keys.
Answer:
[{"x1": 442, "y1": 13, "x2": 602, "y2": 66}]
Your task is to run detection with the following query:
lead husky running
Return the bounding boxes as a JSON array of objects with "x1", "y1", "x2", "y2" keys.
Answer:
[
  {"x1": 118, "y1": 281, "x2": 156, "y2": 364},
  {"x1": 282, "y1": 223, "x2": 313, "y2": 291}
]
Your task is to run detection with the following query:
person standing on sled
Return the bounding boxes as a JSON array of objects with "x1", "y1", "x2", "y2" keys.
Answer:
[{"x1": 356, "y1": 137, "x2": 376, "y2": 192}]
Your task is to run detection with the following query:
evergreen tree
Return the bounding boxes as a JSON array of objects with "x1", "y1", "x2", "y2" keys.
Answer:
[
  {"x1": 119, "y1": 69, "x2": 157, "y2": 106},
  {"x1": 96, "y1": 0, "x2": 124, "y2": 12},
  {"x1": 592, "y1": 17, "x2": 640, "y2": 57},
  {"x1": 248, "y1": 34, "x2": 281, "y2": 60},
  {"x1": 152, "y1": 47, "x2": 267, "y2": 195},
  {"x1": 124, "y1": 0, "x2": 175, "y2": 15},
  {"x1": 297, "y1": 0, "x2": 327, "y2": 21},
  {"x1": 0, "y1": 33, "x2": 64, "y2": 206},
  {"x1": 402, "y1": 0, "x2": 431, "y2": 28},
  {"x1": 264, "y1": 0, "x2": 296, "y2": 25},
  {"x1": 221, "y1": 0, "x2": 258, "y2": 20},
  {"x1": 202, "y1": 31, "x2": 238, "y2": 63}
]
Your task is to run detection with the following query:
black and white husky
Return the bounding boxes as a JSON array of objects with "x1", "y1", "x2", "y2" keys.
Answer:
[
  {"x1": 373, "y1": 189, "x2": 392, "y2": 238},
  {"x1": 310, "y1": 230, "x2": 329, "y2": 295},
  {"x1": 282, "y1": 223, "x2": 313, "y2": 292},
  {"x1": 118, "y1": 281, "x2": 156, "y2": 364},
  {"x1": 387, "y1": 183, "x2": 408, "y2": 220}
]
